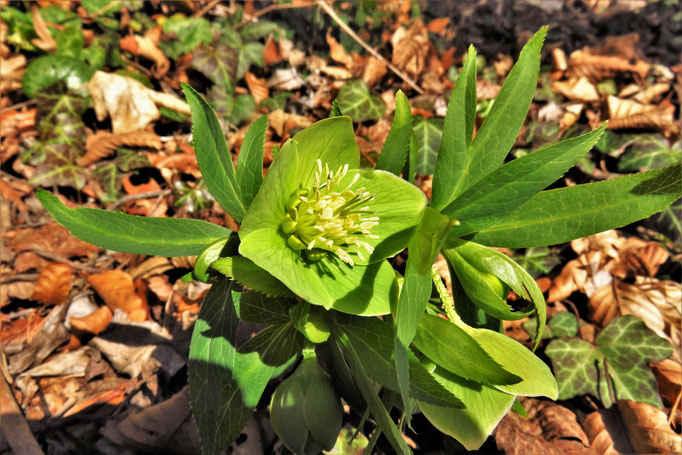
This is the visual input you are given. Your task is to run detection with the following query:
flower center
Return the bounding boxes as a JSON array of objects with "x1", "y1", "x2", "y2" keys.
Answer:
[{"x1": 281, "y1": 160, "x2": 379, "y2": 265}]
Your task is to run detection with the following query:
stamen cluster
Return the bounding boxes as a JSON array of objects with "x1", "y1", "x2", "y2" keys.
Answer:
[{"x1": 281, "y1": 160, "x2": 379, "y2": 265}]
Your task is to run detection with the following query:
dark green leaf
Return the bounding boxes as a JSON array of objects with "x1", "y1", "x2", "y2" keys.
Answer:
[
  {"x1": 189, "y1": 278, "x2": 289, "y2": 453},
  {"x1": 546, "y1": 315, "x2": 673, "y2": 408},
  {"x1": 376, "y1": 90, "x2": 412, "y2": 175},
  {"x1": 160, "y1": 16, "x2": 212, "y2": 59},
  {"x1": 37, "y1": 190, "x2": 232, "y2": 257},
  {"x1": 182, "y1": 83, "x2": 246, "y2": 222},
  {"x1": 330, "y1": 99, "x2": 343, "y2": 117},
  {"x1": 413, "y1": 314, "x2": 520, "y2": 385},
  {"x1": 229, "y1": 94, "x2": 255, "y2": 125},
  {"x1": 512, "y1": 247, "x2": 561, "y2": 278},
  {"x1": 238, "y1": 323, "x2": 303, "y2": 366},
  {"x1": 445, "y1": 124, "x2": 606, "y2": 235},
  {"x1": 22, "y1": 55, "x2": 93, "y2": 98},
  {"x1": 431, "y1": 46, "x2": 476, "y2": 210},
  {"x1": 471, "y1": 164, "x2": 682, "y2": 248},
  {"x1": 336, "y1": 80, "x2": 385, "y2": 123},
  {"x1": 238, "y1": 290, "x2": 293, "y2": 325},
  {"x1": 236, "y1": 115, "x2": 267, "y2": 210},
  {"x1": 55, "y1": 26, "x2": 84, "y2": 58},
  {"x1": 412, "y1": 115, "x2": 444, "y2": 175},
  {"x1": 237, "y1": 42, "x2": 264, "y2": 79},
  {"x1": 192, "y1": 44, "x2": 238, "y2": 91},
  {"x1": 619, "y1": 136, "x2": 682, "y2": 172}
]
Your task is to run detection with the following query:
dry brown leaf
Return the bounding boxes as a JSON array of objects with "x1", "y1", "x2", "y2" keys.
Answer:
[
  {"x1": 263, "y1": 35, "x2": 283, "y2": 66},
  {"x1": 268, "y1": 109, "x2": 312, "y2": 138},
  {"x1": 421, "y1": 72, "x2": 447, "y2": 94},
  {"x1": 494, "y1": 54, "x2": 514, "y2": 79},
  {"x1": 87, "y1": 270, "x2": 149, "y2": 322},
  {"x1": 279, "y1": 37, "x2": 306, "y2": 67},
  {"x1": 30, "y1": 5, "x2": 56, "y2": 51},
  {"x1": 495, "y1": 398, "x2": 595, "y2": 455},
  {"x1": 326, "y1": 30, "x2": 353, "y2": 67},
  {"x1": 137, "y1": 29, "x2": 169, "y2": 77},
  {"x1": 0, "y1": 54, "x2": 26, "y2": 82},
  {"x1": 567, "y1": 49, "x2": 650, "y2": 82},
  {"x1": 8, "y1": 223, "x2": 98, "y2": 258},
  {"x1": 552, "y1": 47, "x2": 568, "y2": 72},
  {"x1": 267, "y1": 67, "x2": 305, "y2": 91},
  {"x1": 611, "y1": 237, "x2": 669, "y2": 278},
  {"x1": 607, "y1": 96, "x2": 676, "y2": 133},
  {"x1": 362, "y1": 56, "x2": 388, "y2": 88},
  {"x1": 560, "y1": 103, "x2": 585, "y2": 134},
  {"x1": 619, "y1": 400, "x2": 681, "y2": 453},
  {"x1": 651, "y1": 358, "x2": 682, "y2": 409},
  {"x1": 79, "y1": 130, "x2": 162, "y2": 166},
  {"x1": 391, "y1": 21, "x2": 429, "y2": 78},
  {"x1": 477, "y1": 79, "x2": 501, "y2": 100},
  {"x1": 587, "y1": 33, "x2": 641, "y2": 61},
  {"x1": 244, "y1": 71, "x2": 269, "y2": 105},
  {"x1": 69, "y1": 305, "x2": 113, "y2": 335},
  {"x1": 88, "y1": 71, "x2": 189, "y2": 134},
  {"x1": 146, "y1": 148, "x2": 201, "y2": 180},
  {"x1": 552, "y1": 77, "x2": 600, "y2": 102},
  {"x1": 31, "y1": 263, "x2": 72, "y2": 305},
  {"x1": 426, "y1": 17, "x2": 450, "y2": 34},
  {"x1": 13, "y1": 252, "x2": 50, "y2": 273},
  {"x1": 0, "y1": 108, "x2": 36, "y2": 137},
  {"x1": 633, "y1": 82, "x2": 671, "y2": 104},
  {"x1": 128, "y1": 256, "x2": 173, "y2": 281}
]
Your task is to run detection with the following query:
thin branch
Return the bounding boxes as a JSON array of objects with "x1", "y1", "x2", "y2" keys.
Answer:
[
  {"x1": 316, "y1": 0, "x2": 424, "y2": 94},
  {"x1": 236, "y1": 1, "x2": 316, "y2": 29},
  {"x1": 32, "y1": 249, "x2": 101, "y2": 273},
  {"x1": 106, "y1": 189, "x2": 171, "y2": 210},
  {"x1": 194, "y1": 0, "x2": 222, "y2": 19}
]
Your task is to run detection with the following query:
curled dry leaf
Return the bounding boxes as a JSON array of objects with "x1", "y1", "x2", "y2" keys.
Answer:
[
  {"x1": 31, "y1": 262, "x2": 72, "y2": 305},
  {"x1": 79, "y1": 130, "x2": 162, "y2": 166},
  {"x1": 8, "y1": 223, "x2": 98, "y2": 258},
  {"x1": 87, "y1": 270, "x2": 149, "y2": 322},
  {"x1": 391, "y1": 20, "x2": 429, "y2": 78},
  {"x1": 607, "y1": 96, "x2": 676, "y2": 132},
  {"x1": 494, "y1": 53, "x2": 514, "y2": 79},
  {"x1": 88, "y1": 71, "x2": 189, "y2": 134},
  {"x1": 120, "y1": 29, "x2": 170, "y2": 78},
  {"x1": 326, "y1": 30, "x2": 353, "y2": 68},
  {"x1": 633, "y1": 82, "x2": 671, "y2": 104},
  {"x1": 70, "y1": 305, "x2": 113, "y2": 335},
  {"x1": 584, "y1": 400, "x2": 682, "y2": 454},
  {"x1": 651, "y1": 358, "x2": 682, "y2": 409},
  {"x1": 495, "y1": 398, "x2": 594, "y2": 455},
  {"x1": 567, "y1": 49, "x2": 650, "y2": 82},
  {"x1": 244, "y1": 71, "x2": 269, "y2": 105},
  {"x1": 30, "y1": 5, "x2": 56, "y2": 51},
  {"x1": 268, "y1": 109, "x2": 312, "y2": 138},
  {"x1": 552, "y1": 77, "x2": 600, "y2": 102},
  {"x1": 267, "y1": 67, "x2": 305, "y2": 91},
  {"x1": 560, "y1": 103, "x2": 585, "y2": 134},
  {"x1": 552, "y1": 48, "x2": 568, "y2": 72},
  {"x1": 263, "y1": 35, "x2": 283, "y2": 66}
]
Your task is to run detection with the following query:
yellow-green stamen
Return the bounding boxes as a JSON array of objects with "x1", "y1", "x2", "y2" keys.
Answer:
[{"x1": 281, "y1": 160, "x2": 379, "y2": 265}]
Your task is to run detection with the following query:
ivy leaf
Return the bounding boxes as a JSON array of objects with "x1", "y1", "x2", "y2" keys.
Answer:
[
  {"x1": 160, "y1": 16, "x2": 213, "y2": 60},
  {"x1": 546, "y1": 315, "x2": 673, "y2": 408},
  {"x1": 619, "y1": 135, "x2": 682, "y2": 172},
  {"x1": 512, "y1": 246, "x2": 561, "y2": 278},
  {"x1": 192, "y1": 44, "x2": 239, "y2": 91},
  {"x1": 412, "y1": 115, "x2": 443, "y2": 175},
  {"x1": 189, "y1": 278, "x2": 292, "y2": 453},
  {"x1": 22, "y1": 55, "x2": 93, "y2": 98},
  {"x1": 336, "y1": 80, "x2": 385, "y2": 123}
]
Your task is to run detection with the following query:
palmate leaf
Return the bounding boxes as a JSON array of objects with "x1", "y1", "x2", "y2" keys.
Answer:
[
  {"x1": 470, "y1": 163, "x2": 682, "y2": 248},
  {"x1": 189, "y1": 278, "x2": 294, "y2": 453},
  {"x1": 37, "y1": 190, "x2": 232, "y2": 257}
]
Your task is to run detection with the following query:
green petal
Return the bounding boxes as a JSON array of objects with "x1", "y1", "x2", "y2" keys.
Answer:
[
  {"x1": 239, "y1": 229, "x2": 397, "y2": 316},
  {"x1": 344, "y1": 169, "x2": 427, "y2": 265}
]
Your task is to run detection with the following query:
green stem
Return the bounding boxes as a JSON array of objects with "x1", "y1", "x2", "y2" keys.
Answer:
[{"x1": 431, "y1": 265, "x2": 461, "y2": 324}]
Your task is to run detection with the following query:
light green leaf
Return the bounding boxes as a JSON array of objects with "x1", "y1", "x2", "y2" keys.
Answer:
[
  {"x1": 546, "y1": 315, "x2": 672, "y2": 408},
  {"x1": 412, "y1": 115, "x2": 444, "y2": 175},
  {"x1": 414, "y1": 314, "x2": 520, "y2": 386},
  {"x1": 182, "y1": 83, "x2": 246, "y2": 223},
  {"x1": 419, "y1": 367, "x2": 515, "y2": 451},
  {"x1": 471, "y1": 164, "x2": 682, "y2": 248},
  {"x1": 549, "y1": 312, "x2": 578, "y2": 337},
  {"x1": 456, "y1": 27, "x2": 546, "y2": 195},
  {"x1": 409, "y1": 207, "x2": 451, "y2": 274},
  {"x1": 431, "y1": 45, "x2": 477, "y2": 210},
  {"x1": 212, "y1": 255, "x2": 294, "y2": 298},
  {"x1": 512, "y1": 246, "x2": 561, "y2": 278},
  {"x1": 229, "y1": 93, "x2": 255, "y2": 125},
  {"x1": 376, "y1": 90, "x2": 412, "y2": 175},
  {"x1": 619, "y1": 135, "x2": 682, "y2": 172},
  {"x1": 55, "y1": 26, "x2": 83, "y2": 58},
  {"x1": 236, "y1": 115, "x2": 267, "y2": 210},
  {"x1": 337, "y1": 314, "x2": 464, "y2": 408},
  {"x1": 237, "y1": 42, "x2": 264, "y2": 79},
  {"x1": 445, "y1": 124, "x2": 606, "y2": 235},
  {"x1": 189, "y1": 278, "x2": 289, "y2": 453},
  {"x1": 336, "y1": 79, "x2": 385, "y2": 123},
  {"x1": 37, "y1": 190, "x2": 232, "y2": 257},
  {"x1": 404, "y1": 130, "x2": 419, "y2": 183}
]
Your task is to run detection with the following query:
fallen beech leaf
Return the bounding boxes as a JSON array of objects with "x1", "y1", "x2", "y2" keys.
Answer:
[
  {"x1": 495, "y1": 398, "x2": 594, "y2": 455},
  {"x1": 426, "y1": 17, "x2": 450, "y2": 34},
  {"x1": 120, "y1": 30, "x2": 170, "y2": 78},
  {"x1": 244, "y1": 71, "x2": 269, "y2": 105},
  {"x1": 477, "y1": 79, "x2": 501, "y2": 100},
  {"x1": 13, "y1": 252, "x2": 49, "y2": 273},
  {"x1": 567, "y1": 49, "x2": 650, "y2": 82},
  {"x1": 31, "y1": 263, "x2": 72, "y2": 305},
  {"x1": 494, "y1": 54, "x2": 514, "y2": 78},
  {"x1": 8, "y1": 223, "x2": 98, "y2": 258},
  {"x1": 146, "y1": 150, "x2": 201, "y2": 180},
  {"x1": 268, "y1": 109, "x2": 312, "y2": 137},
  {"x1": 70, "y1": 305, "x2": 113, "y2": 335},
  {"x1": 263, "y1": 35, "x2": 283, "y2": 66},
  {"x1": 651, "y1": 358, "x2": 682, "y2": 409},
  {"x1": 30, "y1": 6, "x2": 56, "y2": 51},
  {"x1": 552, "y1": 48, "x2": 568, "y2": 72},
  {"x1": 87, "y1": 270, "x2": 148, "y2": 322},
  {"x1": 79, "y1": 130, "x2": 162, "y2": 166},
  {"x1": 584, "y1": 401, "x2": 682, "y2": 454},
  {"x1": 63, "y1": 381, "x2": 127, "y2": 417},
  {"x1": 267, "y1": 67, "x2": 305, "y2": 91},
  {"x1": 326, "y1": 30, "x2": 352, "y2": 67},
  {"x1": 88, "y1": 72, "x2": 189, "y2": 134},
  {"x1": 633, "y1": 82, "x2": 671, "y2": 104},
  {"x1": 552, "y1": 77, "x2": 600, "y2": 102},
  {"x1": 391, "y1": 20, "x2": 429, "y2": 78},
  {"x1": 560, "y1": 103, "x2": 584, "y2": 134}
]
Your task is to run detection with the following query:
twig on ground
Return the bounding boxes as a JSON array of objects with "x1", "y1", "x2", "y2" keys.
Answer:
[
  {"x1": 316, "y1": 0, "x2": 424, "y2": 94},
  {"x1": 32, "y1": 249, "x2": 101, "y2": 273},
  {"x1": 106, "y1": 190, "x2": 172, "y2": 210},
  {"x1": 0, "y1": 368, "x2": 44, "y2": 455},
  {"x1": 236, "y1": 1, "x2": 316, "y2": 29},
  {"x1": 194, "y1": 0, "x2": 222, "y2": 18}
]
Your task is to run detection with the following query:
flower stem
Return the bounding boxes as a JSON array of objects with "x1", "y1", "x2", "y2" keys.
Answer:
[{"x1": 431, "y1": 265, "x2": 461, "y2": 324}]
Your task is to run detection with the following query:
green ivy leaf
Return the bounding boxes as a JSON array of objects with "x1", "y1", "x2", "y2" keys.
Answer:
[
  {"x1": 160, "y1": 16, "x2": 212, "y2": 60},
  {"x1": 237, "y1": 41, "x2": 264, "y2": 79},
  {"x1": 376, "y1": 90, "x2": 411, "y2": 175},
  {"x1": 22, "y1": 55, "x2": 93, "y2": 98},
  {"x1": 37, "y1": 190, "x2": 232, "y2": 257},
  {"x1": 619, "y1": 135, "x2": 682, "y2": 172},
  {"x1": 55, "y1": 26, "x2": 84, "y2": 58},
  {"x1": 512, "y1": 247, "x2": 561, "y2": 278},
  {"x1": 192, "y1": 44, "x2": 238, "y2": 91},
  {"x1": 412, "y1": 115, "x2": 444, "y2": 175},
  {"x1": 546, "y1": 315, "x2": 672, "y2": 408},
  {"x1": 336, "y1": 80, "x2": 385, "y2": 123},
  {"x1": 470, "y1": 164, "x2": 682, "y2": 248},
  {"x1": 189, "y1": 278, "x2": 292, "y2": 453}
]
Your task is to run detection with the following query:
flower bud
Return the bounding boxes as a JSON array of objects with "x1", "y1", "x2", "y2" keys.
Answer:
[{"x1": 270, "y1": 357, "x2": 343, "y2": 454}]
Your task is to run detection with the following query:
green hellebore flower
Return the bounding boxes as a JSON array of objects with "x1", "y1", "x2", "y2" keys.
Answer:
[{"x1": 239, "y1": 117, "x2": 426, "y2": 316}]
